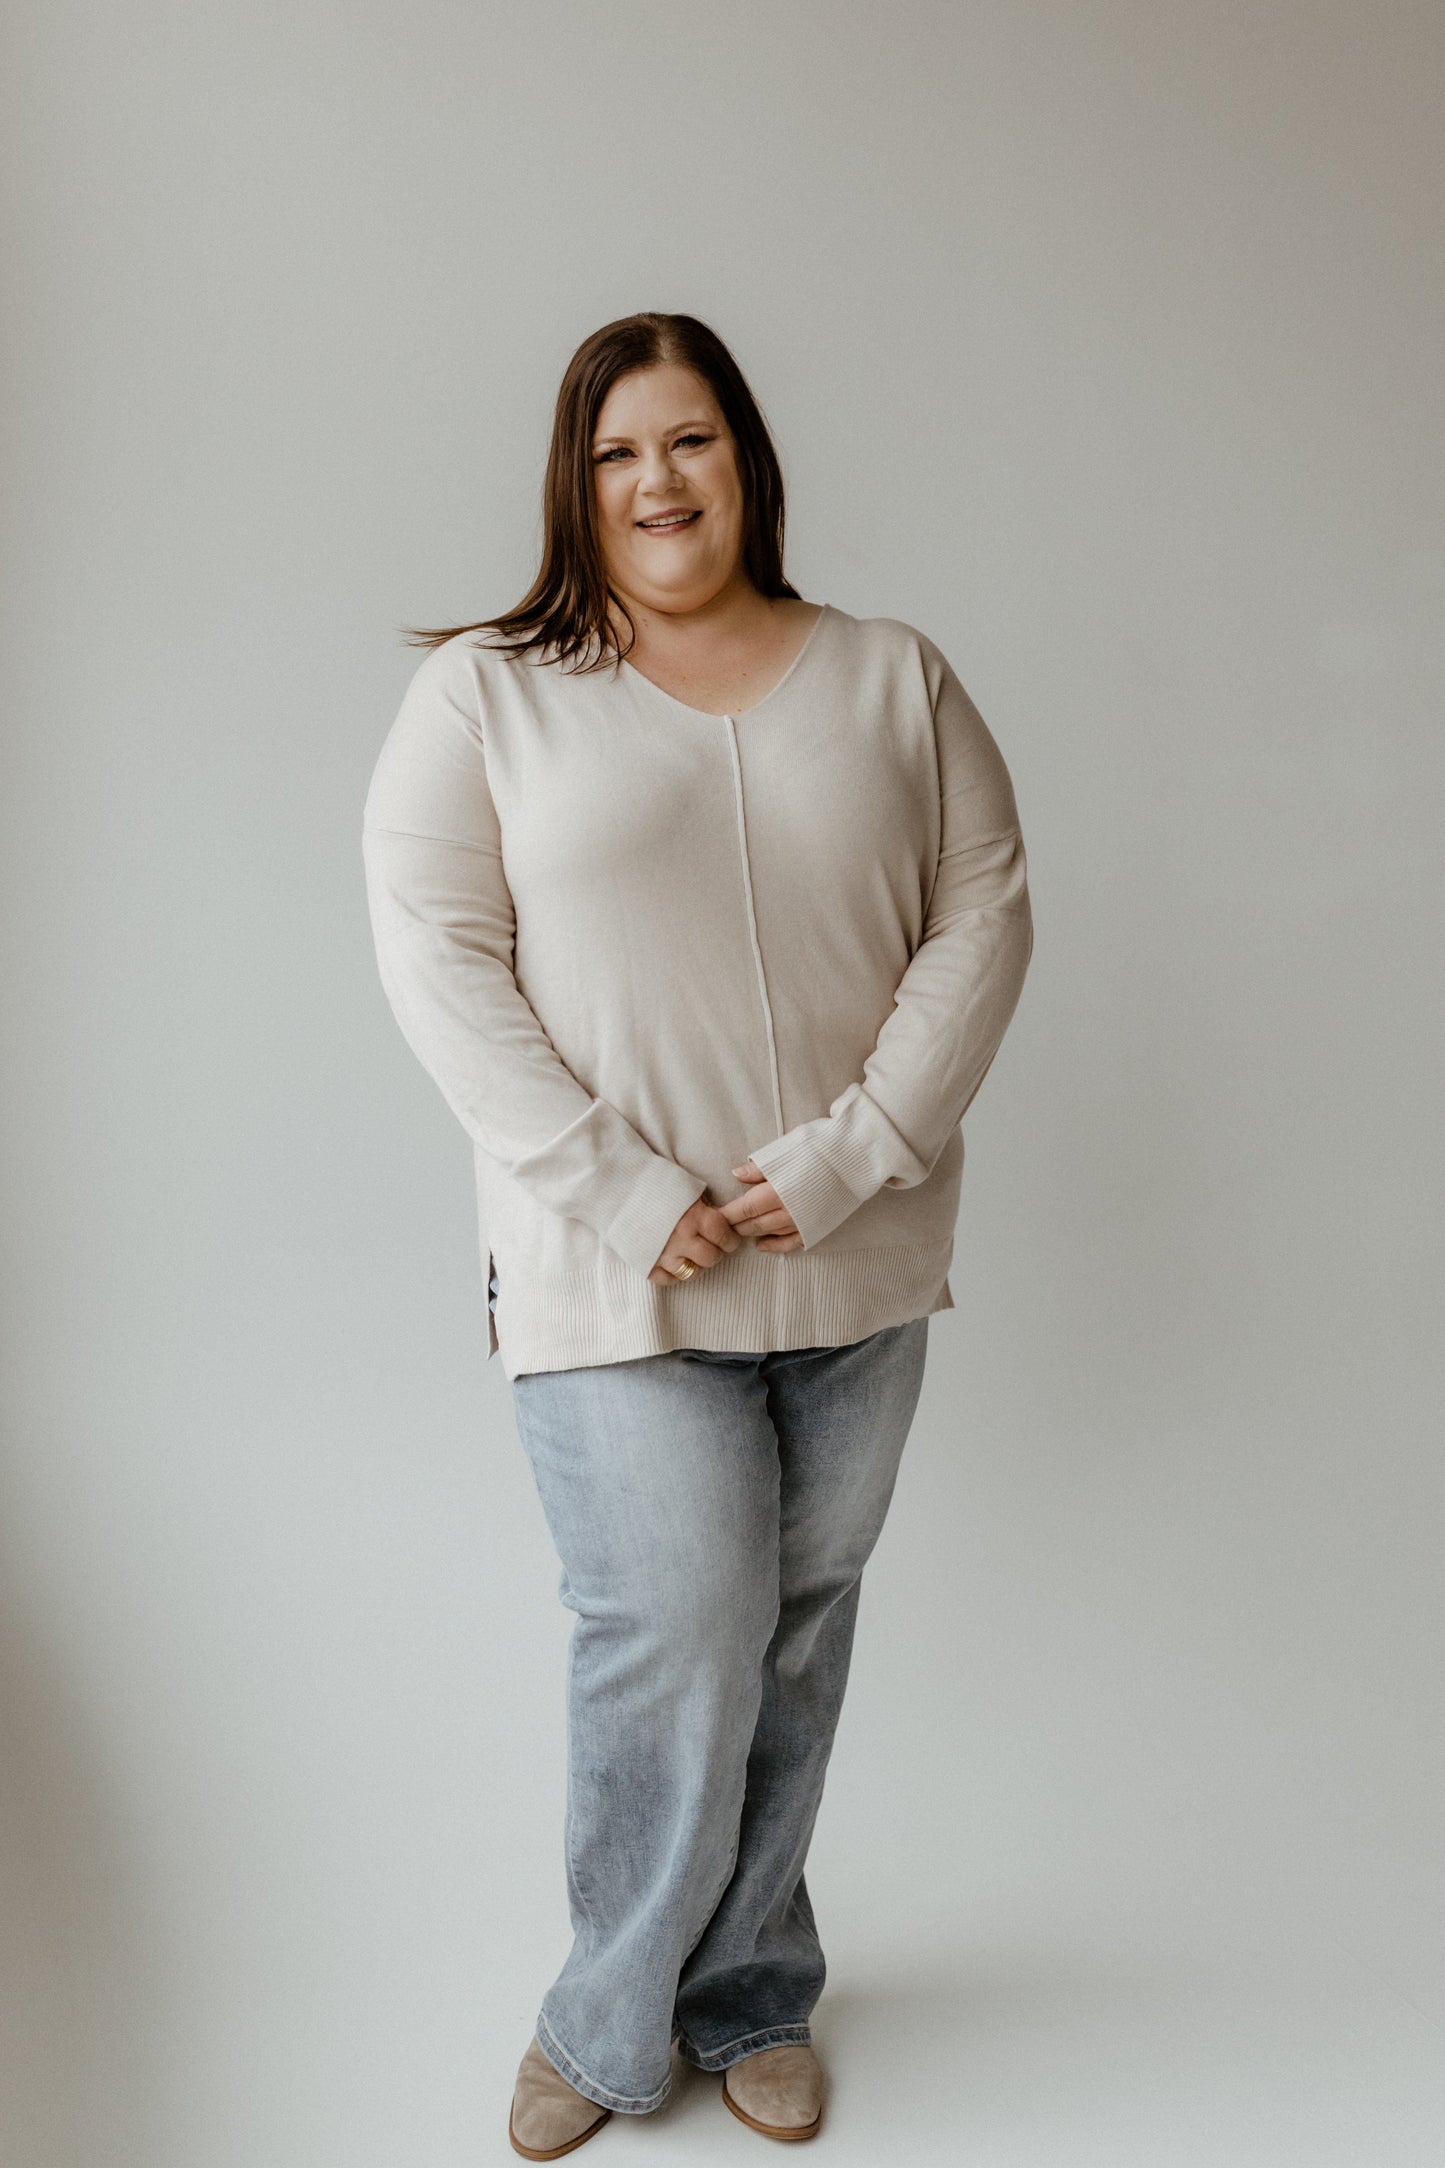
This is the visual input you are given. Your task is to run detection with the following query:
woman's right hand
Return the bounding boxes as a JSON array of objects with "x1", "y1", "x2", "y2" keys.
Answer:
[{"x1": 647, "y1": 1197, "x2": 743, "y2": 1286}]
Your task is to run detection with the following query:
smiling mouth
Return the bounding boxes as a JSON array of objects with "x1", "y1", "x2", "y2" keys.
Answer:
[{"x1": 636, "y1": 510, "x2": 702, "y2": 531}]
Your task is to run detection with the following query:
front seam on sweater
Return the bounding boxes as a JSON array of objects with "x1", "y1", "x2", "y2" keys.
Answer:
[{"x1": 723, "y1": 716, "x2": 786, "y2": 1137}]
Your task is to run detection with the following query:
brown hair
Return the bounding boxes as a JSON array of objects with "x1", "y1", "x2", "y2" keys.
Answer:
[{"x1": 400, "y1": 312, "x2": 800, "y2": 671}]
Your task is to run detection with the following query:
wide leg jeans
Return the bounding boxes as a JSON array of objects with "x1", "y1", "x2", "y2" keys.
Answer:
[{"x1": 508, "y1": 1316, "x2": 930, "y2": 2114}]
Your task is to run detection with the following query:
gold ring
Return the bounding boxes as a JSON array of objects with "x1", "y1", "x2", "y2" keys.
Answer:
[{"x1": 672, "y1": 1260, "x2": 697, "y2": 1281}]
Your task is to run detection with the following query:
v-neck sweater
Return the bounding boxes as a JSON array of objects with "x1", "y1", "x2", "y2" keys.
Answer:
[{"x1": 362, "y1": 602, "x2": 1034, "y2": 1381}]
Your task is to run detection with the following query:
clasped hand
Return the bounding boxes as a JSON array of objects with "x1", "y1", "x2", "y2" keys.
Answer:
[{"x1": 645, "y1": 1159, "x2": 801, "y2": 1287}]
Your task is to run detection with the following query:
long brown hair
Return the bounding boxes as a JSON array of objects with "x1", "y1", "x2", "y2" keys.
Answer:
[{"x1": 400, "y1": 312, "x2": 800, "y2": 671}]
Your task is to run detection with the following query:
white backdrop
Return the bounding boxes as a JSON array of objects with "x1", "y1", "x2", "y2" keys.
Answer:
[{"x1": 3, "y1": 4, "x2": 1442, "y2": 2163}]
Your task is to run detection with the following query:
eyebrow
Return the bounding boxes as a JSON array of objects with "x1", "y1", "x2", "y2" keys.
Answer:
[{"x1": 592, "y1": 419, "x2": 717, "y2": 447}]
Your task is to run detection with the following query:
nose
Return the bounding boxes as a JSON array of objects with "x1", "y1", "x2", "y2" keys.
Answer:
[{"x1": 636, "y1": 442, "x2": 684, "y2": 495}]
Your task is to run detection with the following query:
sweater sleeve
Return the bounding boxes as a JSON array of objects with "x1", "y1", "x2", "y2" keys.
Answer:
[
  {"x1": 743, "y1": 647, "x2": 1034, "y2": 1250},
  {"x1": 362, "y1": 644, "x2": 708, "y2": 1279}
]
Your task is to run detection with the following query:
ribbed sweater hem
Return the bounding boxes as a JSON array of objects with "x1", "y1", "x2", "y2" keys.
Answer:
[{"x1": 485, "y1": 1239, "x2": 956, "y2": 1381}]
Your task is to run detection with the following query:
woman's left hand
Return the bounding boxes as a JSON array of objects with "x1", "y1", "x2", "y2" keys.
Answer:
[{"x1": 721, "y1": 1161, "x2": 803, "y2": 1251}]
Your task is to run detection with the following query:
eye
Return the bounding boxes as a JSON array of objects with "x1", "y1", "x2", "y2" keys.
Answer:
[{"x1": 593, "y1": 432, "x2": 713, "y2": 463}]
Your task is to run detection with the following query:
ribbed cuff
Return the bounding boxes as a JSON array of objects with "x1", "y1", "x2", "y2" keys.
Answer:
[
  {"x1": 602, "y1": 1157, "x2": 710, "y2": 1279},
  {"x1": 746, "y1": 1087, "x2": 933, "y2": 1249},
  {"x1": 745, "y1": 1133, "x2": 866, "y2": 1249}
]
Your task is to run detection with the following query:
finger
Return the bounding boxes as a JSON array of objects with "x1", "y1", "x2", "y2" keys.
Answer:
[
  {"x1": 697, "y1": 1210, "x2": 743, "y2": 1252},
  {"x1": 737, "y1": 1205, "x2": 799, "y2": 1238},
  {"x1": 660, "y1": 1236, "x2": 726, "y2": 1278},
  {"x1": 730, "y1": 1160, "x2": 765, "y2": 1183},
  {"x1": 718, "y1": 1187, "x2": 779, "y2": 1229},
  {"x1": 754, "y1": 1233, "x2": 804, "y2": 1252}
]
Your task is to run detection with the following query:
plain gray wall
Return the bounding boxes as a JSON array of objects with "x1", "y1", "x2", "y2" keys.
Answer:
[{"x1": 3, "y1": 4, "x2": 1442, "y2": 2163}]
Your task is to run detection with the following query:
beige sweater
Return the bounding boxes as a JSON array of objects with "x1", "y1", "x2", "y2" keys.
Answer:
[{"x1": 362, "y1": 602, "x2": 1033, "y2": 1380}]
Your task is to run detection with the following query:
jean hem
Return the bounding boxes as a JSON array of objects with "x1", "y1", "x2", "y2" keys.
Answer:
[
  {"x1": 674, "y1": 2020, "x2": 814, "y2": 2073},
  {"x1": 534, "y1": 2012, "x2": 673, "y2": 2115}
]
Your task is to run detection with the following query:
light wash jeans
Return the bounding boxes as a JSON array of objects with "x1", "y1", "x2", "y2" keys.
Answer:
[{"x1": 507, "y1": 1305, "x2": 931, "y2": 2115}]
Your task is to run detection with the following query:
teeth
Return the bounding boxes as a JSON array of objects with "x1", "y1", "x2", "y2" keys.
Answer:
[{"x1": 640, "y1": 513, "x2": 696, "y2": 528}]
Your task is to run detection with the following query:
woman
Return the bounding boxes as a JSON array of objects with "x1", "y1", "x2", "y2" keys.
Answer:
[{"x1": 362, "y1": 312, "x2": 1034, "y2": 2156}]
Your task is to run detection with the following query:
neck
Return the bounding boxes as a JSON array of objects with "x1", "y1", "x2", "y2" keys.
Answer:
[{"x1": 606, "y1": 573, "x2": 779, "y2": 663}]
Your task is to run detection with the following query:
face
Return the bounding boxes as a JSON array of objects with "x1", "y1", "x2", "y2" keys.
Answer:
[{"x1": 590, "y1": 362, "x2": 748, "y2": 617}]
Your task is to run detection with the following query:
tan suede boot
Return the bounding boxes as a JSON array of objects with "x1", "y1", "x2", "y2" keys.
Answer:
[
  {"x1": 508, "y1": 2036, "x2": 613, "y2": 2159},
  {"x1": 721, "y1": 2042, "x2": 825, "y2": 2141}
]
